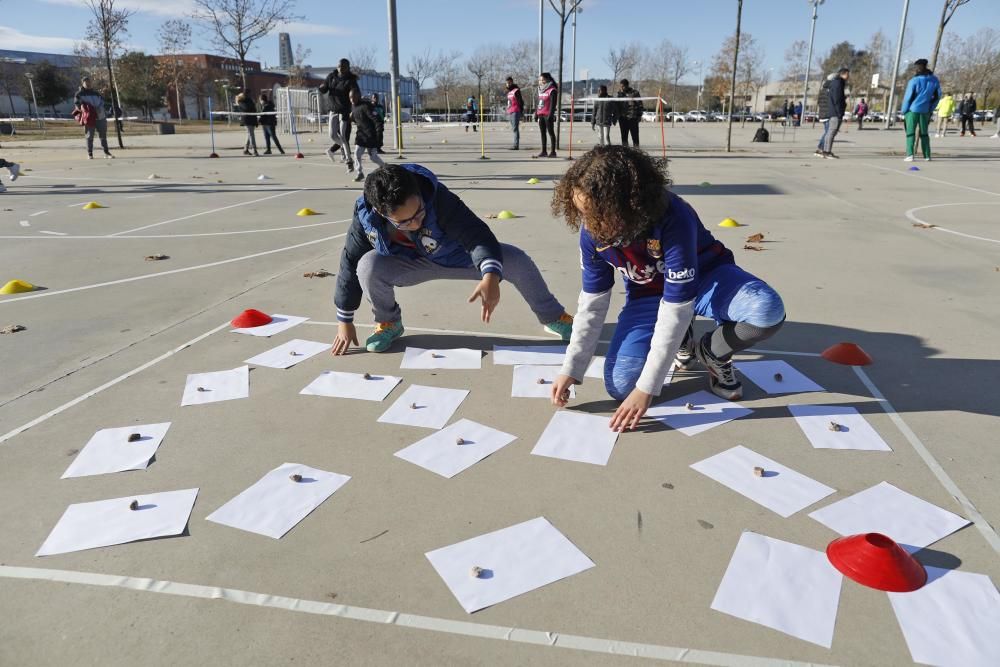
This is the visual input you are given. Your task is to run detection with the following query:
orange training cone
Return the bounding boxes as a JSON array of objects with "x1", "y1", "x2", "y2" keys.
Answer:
[
  {"x1": 231, "y1": 309, "x2": 273, "y2": 328},
  {"x1": 827, "y1": 533, "x2": 927, "y2": 592},
  {"x1": 821, "y1": 342, "x2": 873, "y2": 366}
]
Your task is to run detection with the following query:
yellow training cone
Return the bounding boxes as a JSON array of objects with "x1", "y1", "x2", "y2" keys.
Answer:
[
  {"x1": 82, "y1": 202, "x2": 105, "y2": 209},
  {"x1": 1, "y1": 279, "x2": 35, "y2": 294},
  {"x1": 718, "y1": 218, "x2": 744, "y2": 228},
  {"x1": 497, "y1": 210, "x2": 517, "y2": 220},
  {"x1": 297, "y1": 208, "x2": 319, "y2": 217},
  {"x1": 527, "y1": 177, "x2": 540, "y2": 184}
]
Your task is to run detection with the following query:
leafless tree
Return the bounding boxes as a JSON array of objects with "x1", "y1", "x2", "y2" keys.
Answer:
[
  {"x1": 435, "y1": 55, "x2": 463, "y2": 120},
  {"x1": 466, "y1": 49, "x2": 490, "y2": 106},
  {"x1": 83, "y1": 0, "x2": 132, "y2": 148},
  {"x1": 605, "y1": 43, "x2": 640, "y2": 85},
  {"x1": 287, "y1": 43, "x2": 312, "y2": 88},
  {"x1": 158, "y1": 19, "x2": 192, "y2": 121},
  {"x1": 190, "y1": 0, "x2": 300, "y2": 90},
  {"x1": 938, "y1": 28, "x2": 1000, "y2": 98},
  {"x1": 348, "y1": 45, "x2": 377, "y2": 72},
  {"x1": 547, "y1": 0, "x2": 583, "y2": 145},
  {"x1": 930, "y1": 0, "x2": 974, "y2": 72}
]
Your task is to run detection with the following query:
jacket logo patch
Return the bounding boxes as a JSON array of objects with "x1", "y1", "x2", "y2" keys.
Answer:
[
  {"x1": 646, "y1": 239, "x2": 663, "y2": 259},
  {"x1": 420, "y1": 235, "x2": 439, "y2": 253},
  {"x1": 367, "y1": 230, "x2": 378, "y2": 245}
]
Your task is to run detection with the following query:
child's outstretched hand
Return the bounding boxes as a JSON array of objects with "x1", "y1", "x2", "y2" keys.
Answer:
[
  {"x1": 468, "y1": 273, "x2": 501, "y2": 323},
  {"x1": 550, "y1": 374, "x2": 577, "y2": 407},
  {"x1": 609, "y1": 388, "x2": 652, "y2": 432},
  {"x1": 331, "y1": 322, "x2": 359, "y2": 355}
]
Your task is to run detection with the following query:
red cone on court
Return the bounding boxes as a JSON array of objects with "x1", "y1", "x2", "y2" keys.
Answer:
[
  {"x1": 295, "y1": 152, "x2": 304, "y2": 159},
  {"x1": 231, "y1": 309, "x2": 273, "y2": 328},
  {"x1": 821, "y1": 342, "x2": 873, "y2": 366},
  {"x1": 827, "y1": 533, "x2": 927, "y2": 592}
]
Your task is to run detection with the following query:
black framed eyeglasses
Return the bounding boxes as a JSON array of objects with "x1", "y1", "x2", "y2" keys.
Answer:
[{"x1": 382, "y1": 203, "x2": 425, "y2": 229}]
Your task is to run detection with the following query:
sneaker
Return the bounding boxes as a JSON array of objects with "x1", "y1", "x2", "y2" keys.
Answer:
[
  {"x1": 823, "y1": 152, "x2": 839, "y2": 159},
  {"x1": 264, "y1": 149, "x2": 272, "y2": 155},
  {"x1": 991, "y1": 134, "x2": 1000, "y2": 139},
  {"x1": 88, "y1": 154, "x2": 94, "y2": 160},
  {"x1": 365, "y1": 321, "x2": 404, "y2": 353},
  {"x1": 813, "y1": 149, "x2": 824, "y2": 157},
  {"x1": 542, "y1": 313, "x2": 574, "y2": 341},
  {"x1": 243, "y1": 150, "x2": 251, "y2": 156},
  {"x1": 346, "y1": 158, "x2": 355, "y2": 172},
  {"x1": 548, "y1": 151, "x2": 558, "y2": 158},
  {"x1": 674, "y1": 325, "x2": 697, "y2": 370},
  {"x1": 8, "y1": 163, "x2": 20, "y2": 181},
  {"x1": 0, "y1": 181, "x2": 6, "y2": 193},
  {"x1": 326, "y1": 145, "x2": 340, "y2": 162},
  {"x1": 353, "y1": 172, "x2": 364, "y2": 182},
  {"x1": 695, "y1": 335, "x2": 743, "y2": 400},
  {"x1": 924, "y1": 156, "x2": 932, "y2": 161},
  {"x1": 104, "y1": 152, "x2": 114, "y2": 159},
  {"x1": 535, "y1": 151, "x2": 547, "y2": 158},
  {"x1": 903, "y1": 155, "x2": 914, "y2": 161},
  {"x1": 960, "y1": 132, "x2": 965, "y2": 137}
]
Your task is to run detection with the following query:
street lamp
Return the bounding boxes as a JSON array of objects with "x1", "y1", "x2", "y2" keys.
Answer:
[
  {"x1": 801, "y1": 0, "x2": 824, "y2": 126},
  {"x1": 24, "y1": 72, "x2": 43, "y2": 130},
  {"x1": 215, "y1": 79, "x2": 232, "y2": 126},
  {"x1": 693, "y1": 60, "x2": 704, "y2": 111},
  {"x1": 571, "y1": 3, "x2": 581, "y2": 104}
]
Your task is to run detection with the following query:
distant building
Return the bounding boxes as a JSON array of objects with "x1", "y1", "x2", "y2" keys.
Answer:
[
  {"x1": 305, "y1": 65, "x2": 419, "y2": 110},
  {"x1": 152, "y1": 53, "x2": 289, "y2": 120},
  {"x1": 0, "y1": 48, "x2": 81, "y2": 115},
  {"x1": 278, "y1": 33, "x2": 293, "y2": 70}
]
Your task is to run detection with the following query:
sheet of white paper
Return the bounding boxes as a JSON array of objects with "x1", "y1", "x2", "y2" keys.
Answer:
[
  {"x1": 530, "y1": 411, "x2": 619, "y2": 466},
  {"x1": 645, "y1": 390, "x2": 753, "y2": 436},
  {"x1": 690, "y1": 445, "x2": 836, "y2": 518},
  {"x1": 394, "y1": 419, "x2": 517, "y2": 478},
  {"x1": 62, "y1": 422, "x2": 172, "y2": 479},
  {"x1": 788, "y1": 404, "x2": 892, "y2": 451},
  {"x1": 584, "y1": 356, "x2": 675, "y2": 385},
  {"x1": 231, "y1": 314, "x2": 308, "y2": 337},
  {"x1": 377, "y1": 384, "x2": 469, "y2": 429},
  {"x1": 37, "y1": 488, "x2": 198, "y2": 556},
  {"x1": 299, "y1": 370, "x2": 402, "y2": 402},
  {"x1": 244, "y1": 339, "x2": 331, "y2": 369},
  {"x1": 492, "y1": 345, "x2": 567, "y2": 366},
  {"x1": 401, "y1": 347, "x2": 482, "y2": 370},
  {"x1": 426, "y1": 516, "x2": 595, "y2": 613},
  {"x1": 808, "y1": 481, "x2": 970, "y2": 551},
  {"x1": 205, "y1": 463, "x2": 350, "y2": 539},
  {"x1": 181, "y1": 366, "x2": 249, "y2": 406},
  {"x1": 889, "y1": 568, "x2": 1000, "y2": 667},
  {"x1": 735, "y1": 360, "x2": 824, "y2": 394},
  {"x1": 711, "y1": 532, "x2": 843, "y2": 648},
  {"x1": 512, "y1": 365, "x2": 576, "y2": 398}
]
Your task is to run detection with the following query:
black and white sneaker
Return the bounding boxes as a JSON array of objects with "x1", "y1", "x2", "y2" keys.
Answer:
[
  {"x1": 326, "y1": 144, "x2": 340, "y2": 162},
  {"x1": 346, "y1": 158, "x2": 355, "y2": 173},
  {"x1": 695, "y1": 335, "x2": 743, "y2": 400},
  {"x1": 674, "y1": 325, "x2": 697, "y2": 370}
]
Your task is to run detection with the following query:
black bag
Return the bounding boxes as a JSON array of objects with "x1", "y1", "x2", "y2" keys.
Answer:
[{"x1": 752, "y1": 127, "x2": 770, "y2": 142}]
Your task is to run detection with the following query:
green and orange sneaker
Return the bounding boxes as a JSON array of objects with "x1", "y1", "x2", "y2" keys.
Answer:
[
  {"x1": 542, "y1": 313, "x2": 574, "y2": 341},
  {"x1": 365, "y1": 320, "x2": 404, "y2": 352}
]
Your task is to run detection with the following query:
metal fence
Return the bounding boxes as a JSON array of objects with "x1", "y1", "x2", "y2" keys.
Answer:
[{"x1": 275, "y1": 87, "x2": 323, "y2": 135}]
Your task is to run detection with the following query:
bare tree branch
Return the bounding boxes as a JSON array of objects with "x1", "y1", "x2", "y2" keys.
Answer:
[
  {"x1": 930, "y1": 0, "x2": 974, "y2": 71},
  {"x1": 348, "y1": 45, "x2": 378, "y2": 72}
]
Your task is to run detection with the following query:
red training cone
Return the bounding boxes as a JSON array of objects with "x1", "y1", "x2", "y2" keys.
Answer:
[
  {"x1": 821, "y1": 342, "x2": 873, "y2": 366},
  {"x1": 295, "y1": 152, "x2": 305, "y2": 159},
  {"x1": 209, "y1": 152, "x2": 219, "y2": 158},
  {"x1": 827, "y1": 533, "x2": 927, "y2": 592},
  {"x1": 231, "y1": 309, "x2": 273, "y2": 328}
]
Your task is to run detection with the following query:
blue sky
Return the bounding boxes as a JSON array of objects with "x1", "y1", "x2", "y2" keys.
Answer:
[{"x1": 2, "y1": 0, "x2": 998, "y2": 84}]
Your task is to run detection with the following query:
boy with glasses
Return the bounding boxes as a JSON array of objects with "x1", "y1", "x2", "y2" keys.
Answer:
[{"x1": 331, "y1": 164, "x2": 574, "y2": 354}]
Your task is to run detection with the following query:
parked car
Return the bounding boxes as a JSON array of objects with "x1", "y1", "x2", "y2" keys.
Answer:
[
  {"x1": 666, "y1": 111, "x2": 686, "y2": 122},
  {"x1": 684, "y1": 110, "x2": 708, "y2": 122},
  {"x1": 641, "y1": 111, "x2": 658, "y2": 122}
]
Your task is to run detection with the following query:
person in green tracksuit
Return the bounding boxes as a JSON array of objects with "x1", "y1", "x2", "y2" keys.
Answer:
[{"x1": 900, "y1": 59, "x2": 942, "y2": 162}]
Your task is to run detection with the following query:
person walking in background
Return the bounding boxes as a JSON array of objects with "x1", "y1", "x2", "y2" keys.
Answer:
[
  {"x1": 934, "y1": 92, "x2": 956, "y2": 137},
  {"x1": 536, "y1": 72, "x2": 558, "y2": 158},
  {"x1": 793, "y1": 101, "x2": 802, "y2": 126},
  {"x1": 349, "y1": 89, "x2": 386, "y2": 183},
  {"x1": 258, "y1": 92, "x2": 284, "y2": 155},
  {"x1": 900, "y1": 59, "x2": 941, "y2": 162},
  {"x1": 617, "y1": 79, "x2": 643, "y2": 147},
  {"x1": 371, "y1": 93, "x2": 387, "y2": 154},
  {"x1": 73, "y1": 76, "x2": 112, "y2": 159},
  {"x1": 235, "y1": 92, "x2": 260, "y2": 156},
  {"x1": 854, "y1": 98, "x2": 868, "y2": 130},
  {"x1": 820, "y1": 68, "x2": 848, "y2": 159},
  {"x1": 959, "y1": 93, "x2": 977, "y2": 136},
  {"x1": 463, "y1": 96, "x2": 478, "y2": 132},
  {"x1": 319, "y1": 58, "x2": 360, "y2": 172},
  {"x1": 782, "y1": 99, "x2": 790, "y2": 125},
  {"x1": 991, "y1": 102, "x2": 999, "y2": 138},
  {"x1": 505, "y1": 77, "x2": 524, "y2": 150},
  {"x1": 591, "y1": 85, "x2": 616, "y2": 146},
  {"x1": 814, "y1": 73, "x2": 836, "y2": 157}
]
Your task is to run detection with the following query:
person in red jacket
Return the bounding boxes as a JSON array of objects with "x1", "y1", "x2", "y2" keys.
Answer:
[
  {"x1": 505, "y1": 76, "x2": 524, "y2": 150},
  {"x1": 536, "y1": 72, "x2": 558, "y2": 158}
]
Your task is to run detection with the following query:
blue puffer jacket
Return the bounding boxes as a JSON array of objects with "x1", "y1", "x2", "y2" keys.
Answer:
[
  {"x1": 334, "y1": 164, "x2": 504, "y2": 322},
  {"x1": 900, "y1": 73, "x2": 942, "y2": 114}
]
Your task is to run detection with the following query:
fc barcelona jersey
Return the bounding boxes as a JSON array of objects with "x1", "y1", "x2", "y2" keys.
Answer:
[{"x1": 579, "y1": 192, "x2": 734, "y2": 303}]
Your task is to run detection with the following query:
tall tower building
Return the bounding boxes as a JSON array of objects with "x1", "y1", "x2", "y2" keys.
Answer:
[{"x1": 278, "y1": 33, "x2": 293, "y2": 69}]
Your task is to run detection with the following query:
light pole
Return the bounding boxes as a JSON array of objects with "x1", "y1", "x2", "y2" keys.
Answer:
[
  {"x1": 215, "y1": 79, "x2": 231, "y2": 126},
  {"x1": 694, "y1": 60, "x2": 704, "y2": 111},
  {"x1": 801, "y1": 0, "x2": 824, "y2": 126},
  {"x1": 570, "y1": 4, "x2": 581, "y2": 105},
  {"x1": 24, "y1": 72, "x2": 42, "y2": 130},
  {"x1": 538, "y1": 0, "x2": 544, "y2": 75},
  {"x1": 885, "y1": 0, "x2": 911, "y2": 129}
]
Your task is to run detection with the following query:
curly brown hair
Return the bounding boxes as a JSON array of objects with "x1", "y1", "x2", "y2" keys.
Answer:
[{"x1": 551, "y1": 145, "x2": 670, "y2": 245}]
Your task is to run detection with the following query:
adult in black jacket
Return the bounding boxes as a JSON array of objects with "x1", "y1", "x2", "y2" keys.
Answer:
[
  {"x1": 617, "y1": 79, "x2": 643, "y2": 146},
  {"x1": 235, "y1": 93, "x2": 259, "y2": 156},
  {"x1": 319, "y1": 58, "x2": 360, "y2": 170},
  {"x1": 258, "y1": 92, "x2": 284, "y2": 155},
  {"x1": 820, "y1": 68, "x2": 849, "y2": 158},
  {"x1": 349, "y1": 89, "x2": 386, "y2": 182},
  {"x1": 959, "y1": 93, "x2": 977, "y2": 136}
]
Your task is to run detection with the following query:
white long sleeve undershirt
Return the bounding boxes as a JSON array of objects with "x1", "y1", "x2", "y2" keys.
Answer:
[
  {"x1": 559, "y1": 289, "x2": 612, "y2": 382},
  {"x1": 635, "y1": 299, "x2": 694, "y2": 396}
]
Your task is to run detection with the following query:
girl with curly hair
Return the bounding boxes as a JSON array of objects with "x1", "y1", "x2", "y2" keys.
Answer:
[{"x1": 549, "y1": 146, "x2": 785, "y2": 431}]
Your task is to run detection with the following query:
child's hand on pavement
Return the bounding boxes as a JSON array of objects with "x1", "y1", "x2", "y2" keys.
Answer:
[
  {"x1": 331, "y1": 322, "x2": 358, "y2": 355},
  {"x1": 609, "y1": 388, "x2": 652, "y2": 432},
  {"x1": 468, "y1": 273, "x2": 501, "y2": 323},
  {"x1": 550, "y1": 374, "x2": 577, "y2": 407}
]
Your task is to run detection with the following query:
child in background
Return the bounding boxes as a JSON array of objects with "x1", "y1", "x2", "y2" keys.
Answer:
[
  {"x1": 258, "y1": 92, "x2": 284, "y2": 155},
  {"x1": 235, "y1": 93, "x2": 260, "y2": 157},
  {"x1": 349, "y1": 88, "x2": 387, "y2": 182}
]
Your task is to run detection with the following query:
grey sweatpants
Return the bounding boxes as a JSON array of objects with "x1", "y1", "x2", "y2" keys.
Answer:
[
  {"x1": 823, "y1": 116, "x2": 842, "y2": 153},
  {"x1": 85, "y1": 119, "x2": 110, "y2": 156},
  {"x1": 356, "y1": 243, "x2": 565, "y2": 324},
  {"x1": 353, "y1": 145, "x2": 386, "y2": 177},
  {"x1": 328, "y1": 112, "x2": 351, "y2": 160}
]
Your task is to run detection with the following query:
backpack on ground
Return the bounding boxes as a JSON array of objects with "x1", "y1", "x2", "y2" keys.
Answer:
[{"x1": 752, "y1": 126, "x2": 770, "y2": 142}]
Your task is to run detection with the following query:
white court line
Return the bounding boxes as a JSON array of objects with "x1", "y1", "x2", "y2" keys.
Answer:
[
  {"x1": 0, "y1": 565, "x2": 835, "y2": 667},
  {"x1": 18, "y1": 220, "x2": 30, "y2": 227},
  {"x1": 0, "y1": 321, "x2": 230, "y2": 445},
  {"x1": 125, "y1": 194, "x2": 154, "y2": 200},
  {"x1": 28, "y1": 210, "x2": 48, "y2": 217},
  {"x1": 38, "y1": 231, "x2": 67, "y2": 236},
  {"x1": 0, "y1": 233, "x2": 346, "y2": 305},
  {"x1": 305, "y1": 321, "x2": 558, "y2": 341},
  {"x1": 109, "y1": 189, "x2": 303, "y2": 236},
  {"x1": 904, "y1": 202, "x2": 1000, "y2": 245},
  {"x1": 67, "y1": 201, "x2": 89, "y2": 207},
  {"x1": 860, "y1": 162, "x2": 1000, "y2": 198},
  {"x1": 0, "y1": 218, "x2": 350, "y2": 240},
  {"x1": 853, "y1": 366, "x2": 1000, "y2": 555}
]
